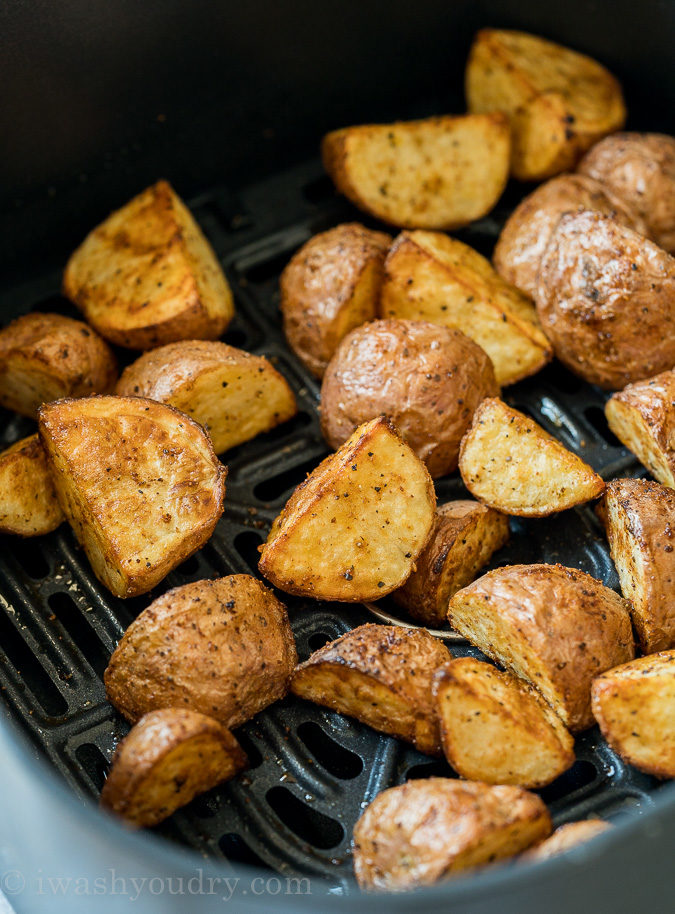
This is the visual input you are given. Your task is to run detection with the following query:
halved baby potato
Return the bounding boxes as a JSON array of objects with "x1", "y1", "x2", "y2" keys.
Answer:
[
  {"x1": 0, "y1": 434, "x2": 64, "y2": 536},
  {"x1": 523, "y1": 820, "x2": 612, "y2": 862}
]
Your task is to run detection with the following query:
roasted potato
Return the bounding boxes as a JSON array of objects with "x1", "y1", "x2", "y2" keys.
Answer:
[
  {"x1": 599, "y1": 478, "x2": 675, "y2": 653},
  {"x1": 523, "y1": 820, "x2": 612, "y2": 862},
  {"x1": 319, "y1": 319, "x2": 499, "y2": 478},
  {"x1": 458, "y1": 398, "x2": 605, "y2": 517},
  {"x1": 353, "y1": 778, "x2": 551, "y2": 891},
  {"x1": 0, "y1": 434, "x2": 64, "y2": 536},
  {"x1": 63, "y1": 180, "x2": 234, "y2": 349},
  {"x1": 493, "y1": 174, "x2": 647, "y2": 299},
  {"x1": 535, "y1": 211, "x2": 675, "y2": 389},
  {"x1": 291, "y1": 623, "x2": 450, "y2": 755},
  {"x1": 380, "y1": 231, "x2": 552, "y2": 386},
  {"x1": 605, "y1": 370, "x2": 675, "y2": 487},
  {"x1": 466, "y1": 29, "x2": 626, "y2": 181},
  {"x1": 578, "y1": 132, "x2": 675, "y2": 253},
  {"x1": 258, "y1": 416, "x2": 436, "y2": 601},
  {"x1": 447, "y1": 564, "x2": 635, "y2": 731},
  {"x1": 38, "y1": 395, "x2": 226, "y2": 598},
  {"x1": 105, "y1": 575, "x2": 297, "y2": 727},
  {"x1": 591, "y1": 651, "x2": 675, "y2": 778},
  {"x1": 115, "y1": 340, "x2": 297, "y2": 455},
  {"x1": 100, "y1": 708, "x2": 248, "y2": 828},
  {"x1": 392, "y1": 500, "x2": 509, "y2": 626},
  {"x1": 321, "y1": 113, "x2": 510, "y2": 230},
  {"x1": 0, "y1": 312, "x2": 117, "y2": 418},
  {"x1": 433, "y1": 658, "x2": 575, "y2": 789},
  {"x1": 279, "y1": 223, "x2": 392, "y2": 378}
]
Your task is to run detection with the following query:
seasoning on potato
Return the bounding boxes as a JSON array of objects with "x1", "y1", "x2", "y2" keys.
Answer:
[
  {"x1": 0, "y1": 434, "x2": 64, "y2": 536},
  {"x1": 523, "y1": 820, "x2": 612, "y2": 862}
]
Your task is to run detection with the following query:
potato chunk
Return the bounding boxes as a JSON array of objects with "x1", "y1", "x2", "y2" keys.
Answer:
[
  {"x1": 523, "y1": 820, "x2": 612, "y2": 862},
  {"x1": 321, "y1": 114, "x2": 510, "y2": 230},
  {"x1": 63, "y1": 181, "x2": 234, "y2": 349},
  {"x1": 0, "y1": 435, "x2": 64, "y2": 536},
  {"x1": 38, "y1": 395, "x2": 226, "y2": 598},
  {"x1": 258, "y1": 417, "x2": 436, "y2": 601},
  {"x1": 100, "y1": 708, "x2": 248, "y2": 828},
  {"x1": 380, "y1": 231, "x2": 552, "y2": 386}
]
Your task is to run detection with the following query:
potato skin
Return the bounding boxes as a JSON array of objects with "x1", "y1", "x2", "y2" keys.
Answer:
[
  {"x1": 104, "y1": 575, "x2": 298, "y2": 728},
  {"x1": 535, "y1": 211, "x2": 675, "y2": 389},
  {"x1": 280, "y1": 223, "x2": 391, "y2": 378},
  {"x1": 0, "y1": 434, "x2": 64, "y2": 536},
  {"x1": 523, "y1": 820, "x2": 611, "y2": 862},
  {"x1": 319, "y1": 319, "x2": 499, "y2": 478}
]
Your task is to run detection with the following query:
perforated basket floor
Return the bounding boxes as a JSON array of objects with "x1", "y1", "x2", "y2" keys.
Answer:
[{"x1": 0, "y1": 160, "x2": 667, "y2": 894}]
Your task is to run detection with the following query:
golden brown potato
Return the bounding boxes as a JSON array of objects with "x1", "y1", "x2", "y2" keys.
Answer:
[
  {"x1": 466, "y1": 29, "x2": 626, "y2": 181},
  {"x1": 38, "y1": 395, "x2": 226, "y2": 598},
  {"x1": 591, "y1": 651, "x2": 675, "y2": 778},
  {"x1": 523, "y1": 820, "x2": 612, "y2": 862},
  {"x1": 392, "y1": 500, "x2": 509, "y2": 626},
  {"x1": 493, "y1": 174, "x2": 647, "y2": 299},
  {"x1": 279, "y1": 223, "x2": 392, "y2": 378},
  {"x1": 599, "y1": 478, "x2": 675, "y2": 653},
  {"x1": 100, "y1": 708, "x2": 248, "y2": 828},
  {"x1": 458, "y1": 398, "x2": 605, "y2": 517},
  {"x1": 258, "y1": 417, "x2": 436, "y2": 601},
  {"x1": 63, "y1": 180, "x2": 234, "y2": 349},
  {"x1": 433, "y1": 658, "x2": 575, "y2": 788},
  {"x1": 578, "y1": 132, "x2": 675, "y2": 253},
  {"x1": 0, "y1": 312, "x2": 117, "y2": 418},
  {"x1": 0, "y1": 434, "x2": 64, "y2": 536},
  {"x1": 319, "y1": 319, "x2": 499, "y2": 478},
  {"x1": 447, "y1": 564, "x2": 635, "y2": 731},
  {"x1": 605, "y1": 370, "x2": 675, "y2": 487},
  {"x1": 321, "y1": 114, "x2": 510, "y2": 230},
  {"x1": 115, "y1": 340, "x2": 297, "y2": 455},
  {"x1": 104, "y1": 575, "x2": 297, "y2": 727},
  {"x1": 380, "y1": 231, "x2": 552, "y2": 386},
  {"x1": 535, "y1": 211, "x2": 675, "y2": 389},
  {"x1": 353, "y1": 778, "x2": 551, "y2": 891},
  {"x1": 290, "y1": 623, "x2": 450, "y2": 755}
]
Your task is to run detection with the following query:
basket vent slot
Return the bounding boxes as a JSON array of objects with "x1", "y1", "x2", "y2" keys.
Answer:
[
  {"x1": 266, "y1": 786, "x2": 344, "y2": 849},
  {"x1": 297, "y1": 722, "x2": 363, "y2": 780}
]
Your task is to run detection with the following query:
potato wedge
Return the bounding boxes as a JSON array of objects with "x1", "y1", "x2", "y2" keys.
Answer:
[
  {"x1": 0, "y1": 312, "x2": 117, "y2": 418},
  {"x1": 115, "y1": 340, "x2": 297, "y2": 455},
  {"x1": 104, "y1": 575, "x2": 297, "y2": 727},
  {"x1": 392, "y1": 500, "x2": 509, "y2": 626},
  {"x1": 599, "y1": 478, "x2": 675, "y2": 653},
  {"x1": 290, "y1": 623, "x2": 450, "y2": 755},
  {"x1": 523, "y1": 820, "x2": 612, "y2": 862},
  {"x1": 605, "y1": 370, "x2": 675, "y2": 487},
  {"x1": 466, "y1": 29, "x2": 626, "y2": 181},
  {"x1": 38, "y1": 395, "x2": 226, "y2": 598},
  {"x1": 380, "y1": 231, "x2": 552, "y2": 386},
  {"x1": 280, "y1": 223, "x2": 392, "y2": 378},
  {"x1": 258, "y1": 417, "x2": 435, "y2": 601},
  {"x1": 100, "y1": 708, "x2": 247, "y2": 828},
  {"x1": 447, "y1": 564, "x2": 635, "y2": 731},
  {"x1": 321, "y1": 114, "x2": 510, "y2": 230},
  {"x1": 591, "y1": 651, "x2": 675, "y2": 778},
  {"x1": 433, "y1": 658, "x2": 575, "y2": 788},
  {"x1": 0, "y1": 435, "x2": 64, "y2": 536},
  {"x1": 63, "y1": 180, "x2": 234, "y2": 349},
  {"x1": 458, "y1": 398, "x2": 605, "y2": 517},
  {"x1": 353, "y1": 778, "x2": 551, "y2": 891}
]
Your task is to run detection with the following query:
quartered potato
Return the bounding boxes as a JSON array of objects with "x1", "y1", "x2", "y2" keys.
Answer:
[
  {"x1": 63, "y1": 181, "x2": 234, "y2": 349},
  {"x1": 321, "y1": 114, "x2": 510, "y2": 230},
  {"x1": 290, "y1": 623, "x2": 450, "y2": 755},
  {"x1": 0, "y1": 435, "x2": 64, "y2": 536},
  {"x1": 258, "y1": 417, "x2": 436, "y2": 601},
  {"x1": 104, "y1": 575, "x2": 298, "y2": 727},
  {"x1": 458, "y1": 398, "x2": 605, "y2": 517},
  {"x1": 353, "y1": 778, "x2": 551, "y2": 891},
  {"x1": 0, "y1": 312, "x2": 117, "y2": 418},
  {"x1": 38, "y1": 395, "x2": 226, "y2": 598},
  {"x1": 466, "y1": 29, "x2": 626, "y2": 181},
  {"x1": 100, "y1": 708, "x2": 248, "y2": 828},
  {"x1": 116, "y1": 340, "x2": 297, "y2": 455},
  {"x1": 447, "y1": 564, "x2": 635, "y2": 731},
  {"x1": 433, "y1": 658, "x2": 575, "y2": 789},
  {"x1": 392, "y1": 500, "x2": 509, "y2": 627},
  {"x1": 523, "y1": 820, "x2": 612, "y2": 862},
  {"x1": 380, "y1": 231, "x2": 552, "y2": 386},
  {"x1": 591, "y1": 651, "x2": 675, "y2": 778}
]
